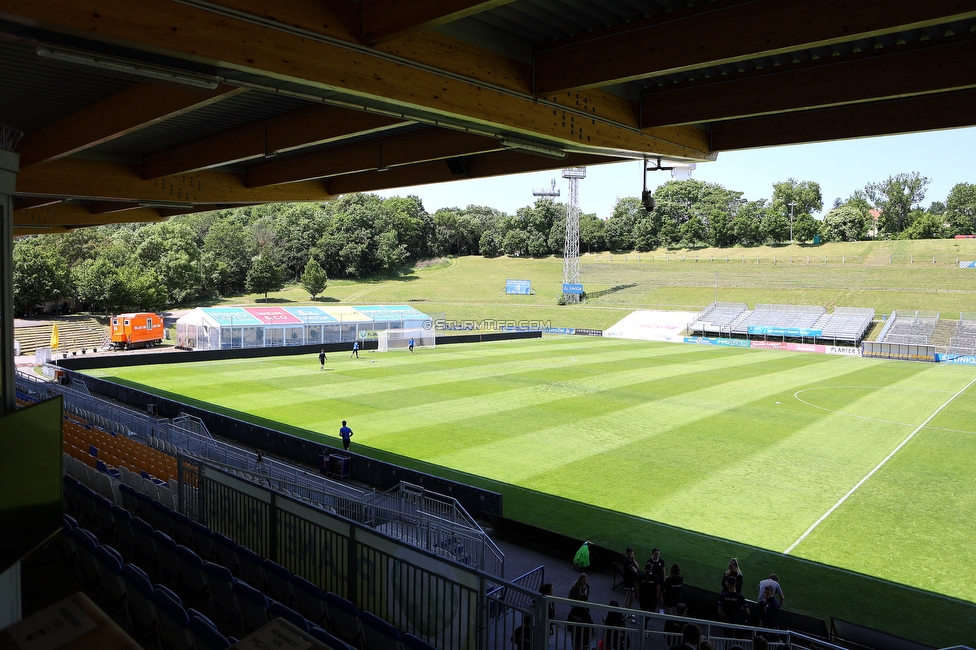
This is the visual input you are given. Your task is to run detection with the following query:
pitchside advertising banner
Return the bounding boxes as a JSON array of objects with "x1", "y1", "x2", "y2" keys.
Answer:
[
  {"x1": 936, "y1": 354, "x2": 976, "y2": 365},
  {"x1": 505, "y1": 279, "x2": 532, "y2": 295},
  {"x1": 562, "y1": 283, "x2": 584, "y2": 295},
  {"x1": 959, "y1": 261, "x2": 976, "y2": 268},
  {"x1": 683, "y1": 336, "x2": 751, "y2": 347},
  {"x1": 747, "y1": 326, "x2": 823, "y2": 337},
  {"x1": 752, "y1": 341, "x2": 826, "y2": 353}
]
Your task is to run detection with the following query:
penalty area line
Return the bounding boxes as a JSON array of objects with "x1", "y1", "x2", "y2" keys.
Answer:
[{"x1": 783, "y1": 373, "x2": 976, "y2": 556}]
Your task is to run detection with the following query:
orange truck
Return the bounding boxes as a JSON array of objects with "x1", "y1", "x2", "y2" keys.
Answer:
[{"x1": 110, "y1": 313, "x2": 164, "y2": 350}]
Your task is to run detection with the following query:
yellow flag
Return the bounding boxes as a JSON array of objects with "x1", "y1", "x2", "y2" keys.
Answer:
[{"x1": 51, "y1": 323, "x2": 59, "y2": 350}]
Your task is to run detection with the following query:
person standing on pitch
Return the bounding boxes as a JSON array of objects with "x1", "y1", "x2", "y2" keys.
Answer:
[
  {"x1": 319, "y1": 349, "x2": 327, "y2": 370},
  {"x1": 351, "y1": 340, "x2": 359, "y2": 358},
  {"x1": 339, "y1": 420, "x2": 353, "y2": 451},
  {"x1": 408, "y1": 337, "x2": 415, "y2": 353}
]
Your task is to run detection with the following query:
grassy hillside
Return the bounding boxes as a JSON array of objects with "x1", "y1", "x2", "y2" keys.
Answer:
[{"x1": 213, "y1": 239, "x2": 976, "y2": 329}]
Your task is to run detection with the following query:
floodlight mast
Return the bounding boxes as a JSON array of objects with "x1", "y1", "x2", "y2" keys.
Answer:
[
  {"x1": 532, "y1": 178, "x2": 560, "y2": 199},
  {"x1": 562, "y1": 167, "x2": 585, "y2": 303}
]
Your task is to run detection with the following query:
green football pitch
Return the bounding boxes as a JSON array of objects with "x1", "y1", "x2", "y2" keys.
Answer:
[{"x1": 86, "y1": 337, "x2": 976, "y2": 645}]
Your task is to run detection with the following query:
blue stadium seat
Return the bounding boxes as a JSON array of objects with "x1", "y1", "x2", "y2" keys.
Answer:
[
  {"x1": 153, "y1": 530, "x2": 183, "y2": 586},
  {"x1": 176, "y1": 544, "x2": 210, "y2": 605},
  {"x1": 403, "y1": 633, "x2": 439, "y2": 650},
  {"x1": 151, "y1": 584, "x2": 193, "y2": 650},
  {"x1": 262, "y1": 558, "x2": 294, "y2": 607},
  {"x1": 212, "y1": 532, "x2": 240, "y2": 576},
  {"x1": 324, "y1": 592, "x2": 363, "y2": 647},
  {"x1": 309, "y1": 626, "x2": 354, "y2": 650},
  {"x1": 236, "y1": 545, "x2": 266, "y2": 590},
  {"x1": 69, "y1": 527, "x2": 101, "y2": 591},
  {"x1": 203, "y1": 562, "x2": 241, "y2": 633},
  {"x1": 189, "y1": 520, "x2": 216, "y2": 560},
  {"x1": 151, "y1": 500, "x2": 176, "y2": 537},
  {"x1": 118, "y1": 482, "x2": 139, "y2": 514},
  {"x1": 269, "y1": 600, "x2": 310, "y2": 633},
  {"x1": 360, "y1": 610, "x2": 403, "y2": 650},
  {"x1": 131, "y1": 516, "x2": 158, "y2": 572},
  {"x1": 170, "y1": 510, "x2": 196, "y2": 549},
  {"x1": 233, "y1": 579, "x2": 270, "y2": 634},
  {"x1": 110, "y1": 504, "x2": 137, "y2": 559},
  {"x1": 291, "y1": 575, "x2": 328, "y2": 628},
  {"x1": 188, "y1": 614, "x2": 232, "y2": 650},
  {"x1": 122, "y1": 563, "x2": 156, "y2": 636},
  {"x1": 93, "y1": 545, "x2": 127, "y2": 615}
]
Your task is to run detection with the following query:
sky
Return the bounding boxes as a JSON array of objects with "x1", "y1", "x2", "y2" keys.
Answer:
[{"x1": 374, "y1": 126, "x2": 976, "y2": 219}]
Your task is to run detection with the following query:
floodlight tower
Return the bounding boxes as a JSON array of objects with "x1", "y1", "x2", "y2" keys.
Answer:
[
  {"x1": 532, "y1": 178, "x2": 560, "y2": 199},
  {"x1": 562, "y1": 166, "x2": 586, "y2": 303}
]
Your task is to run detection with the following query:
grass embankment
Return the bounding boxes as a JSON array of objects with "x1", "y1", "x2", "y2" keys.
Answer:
[
  {"x1": 87, "y1": 338, "x2": 976, "y2": 647},
  {"x1": 208, "y1": 239, "x2": 976, "y2": 329}
]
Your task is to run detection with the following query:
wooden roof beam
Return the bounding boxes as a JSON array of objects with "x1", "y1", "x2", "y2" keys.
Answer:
[
  {"x1": 710, "y1": 89, "x2": 976, "y2": 151},
  {"x1": 362, "y1": 0, "x2": 516, "y2": 45},
  {"x1": 328, "y1": 149, "x2": 620, "y2": 194},
  {"x1": 14, "y1": 204, "x2": 164, "y2": 229},
  {"x1": 534, "y1": 0, "x2": 976, "y2": 94},
  {"x1": 143, "y1": 106, "x2": 406, "y2": 179},
  {"x1": 246, "y1": 129, "x2": 505, "y2": 187},
  {"x1": 641, "y1": 34, "x2": 976, "y2": 128},
  {"x1": 7, "y1": 0, "x2": 712, "y2": 160},
  {"x1": 15, "y1": 158, "x2": 332, "y2": 203},
  {"x1": 12, "y1": 197, "x2": 61, "y2": 211},
  {"x1": 17, "y1": 82, "x2": 245, "y2": 168}
]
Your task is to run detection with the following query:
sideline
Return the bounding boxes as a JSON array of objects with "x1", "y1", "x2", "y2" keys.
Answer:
[{"x1": 784, "y1": 374, "x2": 976, "y2": 555}]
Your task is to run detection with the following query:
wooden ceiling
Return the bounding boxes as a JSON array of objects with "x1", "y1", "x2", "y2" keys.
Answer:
[{"x1": 2, "y1": 0, "x2": 975, "y2": 234}]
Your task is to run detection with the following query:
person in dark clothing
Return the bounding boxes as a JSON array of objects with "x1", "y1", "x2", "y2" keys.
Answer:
[
  {"x1": 622, "y1": 546, "x2": 639, "y2": 613},
  {"x1": 603, "y1": 601, "x2": 629, "y2": 650},
  {"x1": 717, "y1": 576, "x2": 750, "y2": 638},
  {"x1": 318, "y1": 349, "x2": 327, "y2": 369},
  {"x1": 511, "y1": 614, "x2": 533, "y2": 650},
  {"x1": 339, "y1": 420, "x2": 353, "y2": 451},
  {"x1": 721, "y1": 558, "x2": 744, "y2": 593},
  {"x1": 636, "y1": 561, "x2": 661, "y2": 625},
  {"x1": 662, "y1": 603, "x2": 687, "y2": 646},
  {"x1": 757, "y1": 584, "x2": 781, "y2": 633},
  {"x1": 647, "y1": 548, "x2": 665, "y2": 576},
  {"x1": 662, "y1": 564, "x2": 684, "y2": 615},
  {"x1": 668, "y1": 623, "x2": 700, "y2": 650},
  {"x1": 568, "y1": 574, "x2": 592, "y2": 650}
]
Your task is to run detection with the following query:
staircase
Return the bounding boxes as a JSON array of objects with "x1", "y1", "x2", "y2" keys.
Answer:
[
  {"x1": 15, "y1": 317, "x2": 109, "y2": 356},
  {"x1": 928, "y1": 319, "x2": 958, "y2": 349}
]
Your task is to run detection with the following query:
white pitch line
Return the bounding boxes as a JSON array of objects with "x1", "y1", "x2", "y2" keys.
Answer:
[{"x1": 784, "y1": 373, "x2": 976, "y2": 555}]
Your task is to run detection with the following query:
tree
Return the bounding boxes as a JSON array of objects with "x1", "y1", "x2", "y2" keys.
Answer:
[
  {"x1": 503, "y1": 229, "x2": 530, "y2": 256},
  {"x1": 604, "y1": 197, "x2": 647, "y2": 250},
  {"x1": 246, "y1": 256, "x2": 285, "y2": 301},
  {"x1": 300, "y1": 258, "x2": 329, "y2": 299},
  {"x1": 792, "y1": 213, "x2": 820, "y2": 243},
  {"x1": 820, "y1": 206, "x2": 865, "y2": 242},
  {"x1": 945, "y1": 183, "x2": 976, "y2": 236},
  {"x1": 578, "y1": 213, "x2": 605, "y2": 253},
  {"x1": 865, "y1": 172, "x2": 930, "y2": 236},
  {"x1": 12, "y1": 242, "x2": 71, "y2": 316},
  {"x1": 479, "y1": 230, "x2": 503, "y2": 257},
  {"x1": 733, "y1": 200, "x2": 766, "y2": 246},
  {"x1": 901, "y1": 211, "x2": 947, "y2": 240}
]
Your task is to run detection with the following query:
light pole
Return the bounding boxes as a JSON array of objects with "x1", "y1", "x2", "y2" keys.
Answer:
[{"x1": 788, "y1": 201, "x2": 797, "y2": 243}]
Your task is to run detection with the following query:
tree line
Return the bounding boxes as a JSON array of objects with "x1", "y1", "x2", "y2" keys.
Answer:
[{"x1": 13, "y1": 174, "x2": 976, "y2": 316}]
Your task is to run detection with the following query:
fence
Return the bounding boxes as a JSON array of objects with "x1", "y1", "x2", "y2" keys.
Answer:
[{"x1": 593, "y1": 253, "x2": 865, "y2": 265}]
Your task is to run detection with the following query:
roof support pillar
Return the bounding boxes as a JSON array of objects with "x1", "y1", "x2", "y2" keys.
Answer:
[{"x1": 0, "y1": 149, "x2": 20, "y2": 415}]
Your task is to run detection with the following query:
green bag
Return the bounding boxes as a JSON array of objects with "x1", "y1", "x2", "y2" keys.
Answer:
[{"x1": 573, "y1": 542, "x2": 590, "y2": 570}]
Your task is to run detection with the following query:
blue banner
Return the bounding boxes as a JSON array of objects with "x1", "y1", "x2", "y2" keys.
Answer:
[
  {"x1": 936, "y1": 354, "x2": 976, "y2": 365},
  {"x1": 959, "y1": 261, "x2": 976, "y2": 269},
  {"x1": 544, "y1": 327, "x2": 575, "y2": 335},
  {"x1": 562, "y1": 283, "x2": 584, "y2": 295},
  {"x1": 747, "y1": 326, "x2": 823, "y2": 337},
  {"x1": 505, "y1": 279, "x2": 532, "y2": 295}
]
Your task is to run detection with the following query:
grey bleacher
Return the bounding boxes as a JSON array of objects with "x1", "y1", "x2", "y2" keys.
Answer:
[
  {"x1": 730, "y1": 304, "x2": 825, "y2": 335},
  {"x1": 690, "y1": 302, "x2": 748, "y2": 335},
  {"x1": 948, "y1": 317, "x2": 976, "y2": 355},
  {"x1": 879, "y1": 310, "x2": 940, "y2": 346},
  {"x1": 816, "y1": 307, "x2": 875, "y2": 343}
]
